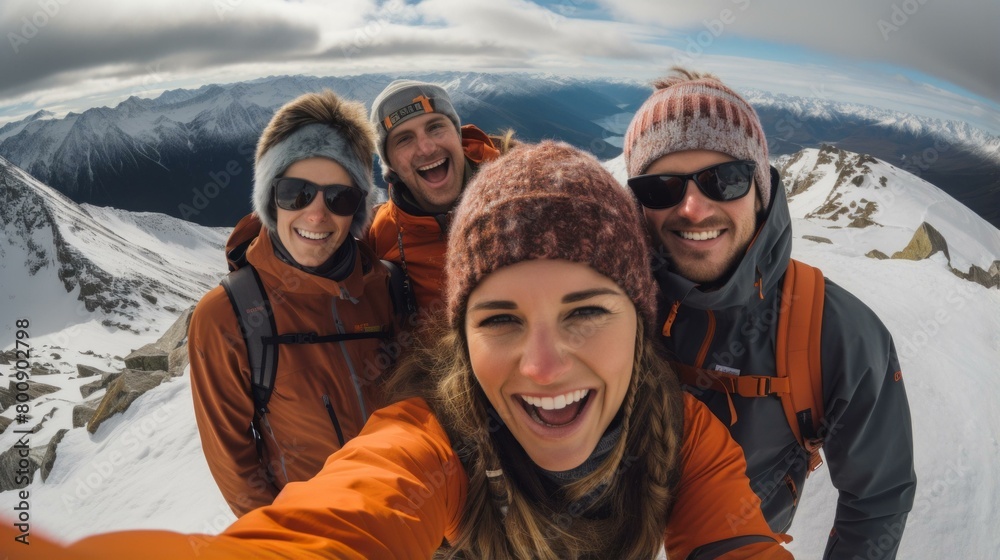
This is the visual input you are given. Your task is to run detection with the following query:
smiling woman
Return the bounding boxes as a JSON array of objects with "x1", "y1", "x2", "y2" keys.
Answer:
[{"x1": 2, "y1": 141, "x2": 790, "y2": 560}]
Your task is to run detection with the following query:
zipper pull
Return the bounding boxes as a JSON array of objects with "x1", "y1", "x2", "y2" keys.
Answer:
[{"x1": 662, "y1": 301, "x2": 680, "y2": 337}]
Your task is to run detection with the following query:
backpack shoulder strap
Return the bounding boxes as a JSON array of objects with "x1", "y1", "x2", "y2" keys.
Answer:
[
  {"x1": 672, "y1": 258, "x2": 827, "y2": 475},
  {"x1": 776, "y1": 258, "x2": 826, "y2": 473},
  {"x1": 220, "y1": 265, "x2": 278, "y2": 417},
  {"x1": 381, "y1": 259, "x2": 417, "y2": 319}
]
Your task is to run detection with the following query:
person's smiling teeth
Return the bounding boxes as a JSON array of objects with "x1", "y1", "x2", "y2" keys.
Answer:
[
  {"x1": 297, "y1": 229, "x2": 331, "y2": 240},
  {"x1": 417, "y1": 158, "x2": 447, "y2": 172},
  {"x1": 521, "y1": 389, "x2": 589, "y2": 410},
  {"x1": 678, "y1": 230, "x2": 721, "y2": 241}
]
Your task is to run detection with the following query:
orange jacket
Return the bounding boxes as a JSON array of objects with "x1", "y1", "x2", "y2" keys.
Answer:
[
  {"x1": 188, "y1": 215, "x2": 396, "y2": 516},
  {"x1": 10, "y1": 394, "x2": 790, "y2": 559},
  {"x1": 366, "y1": 125, "x2": 501, "y2": 312}
]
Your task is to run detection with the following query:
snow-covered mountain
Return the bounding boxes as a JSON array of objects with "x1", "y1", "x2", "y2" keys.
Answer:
[
  {"x1": 0, "y1": 154, "x2": 232, "y2": 537},
  {"x1": 1, "y1": 146, "x2": 999, "y2": 557},
  {"x1": 745, "y1": 89, "x2": 1000, "y2": 163},
  {"x1": 778, "y1": 145, "x2": 1000, "y2": 279},
  {"x1": 0, "y1": 155, "x2": 228, "y2": 339},
  {"x1": 2, "y1": 72, "x2": 998, "y2": 229}
]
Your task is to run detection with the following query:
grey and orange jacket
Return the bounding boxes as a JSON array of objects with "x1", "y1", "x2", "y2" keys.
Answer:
[
  {"x1": 654, "y1": 168, "x2": 916, "y2": 559},
  {"x1": 188, "y1": 215, "x2": 396, "y2": 516},
  {"x1": 10, "y1": 394, "x2": 792, "y2": 559},
  {"x1": 366, "y1": 124, "x2": 501, "y2": 312}
]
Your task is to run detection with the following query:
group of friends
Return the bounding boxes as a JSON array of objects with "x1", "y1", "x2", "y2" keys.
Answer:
[{"x1": 6, "y1": 68, "x2": 916, "y2": 559}]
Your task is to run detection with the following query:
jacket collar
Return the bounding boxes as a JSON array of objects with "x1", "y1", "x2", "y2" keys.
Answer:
[{"x1": 245, "y1": 226, "x2": 368, "y2": 299}]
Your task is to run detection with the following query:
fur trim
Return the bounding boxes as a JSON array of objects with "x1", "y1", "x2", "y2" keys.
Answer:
[{"x1": 253, "y1": 92, "x2": 376, "y2": 239}]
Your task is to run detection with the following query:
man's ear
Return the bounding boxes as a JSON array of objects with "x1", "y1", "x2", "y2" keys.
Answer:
[{"x1": 386, "y1": 169, "x2": 401, "y2": 185}]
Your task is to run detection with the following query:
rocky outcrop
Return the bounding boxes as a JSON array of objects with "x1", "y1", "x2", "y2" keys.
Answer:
[
  {"x1": 124, "y1": 344, "x2": 169, "y2": 372},
  {"x1": 76, "y1": 364, "x2": 108, "y2": 378},
  {"x1": 87, "y1": 370, "x2": 170, "y2": 434},
  {"x1": 0, "y1": 429, "x2": 66, "y2": 491},
  {"x1": 888, "y1": 223, "x2": 998, "y2": 290},
  {"x1": 891, "y1": 222, "x2": 951, "y2": 263},
  {"x1": 953, "y1": 264, "x2": 1000, "y2": 289},
  {"x1": 867, "y1": 249, "x2": 890, "y2": 260},
  {"x1": 79, "y1": 371, "x2": 124, "y2": 399},
  {"x1": 802, "y1": 235, "x2": 832, "y2": 244},
  {"x1": 0, "y1": 380, "x2": 60, "y2": 412},
  {"x1": 0, "y1": 305, "x2": 194, "y2": 491},
  {"x1": 123, "y1": 306, "x2": 193, "y2": 376},
  {"x1": 39, "y1": 429, "x2": 68, "y2": 482},
  {"x1": 73, "y1": 399, "x2": 101, "y2": 429}
]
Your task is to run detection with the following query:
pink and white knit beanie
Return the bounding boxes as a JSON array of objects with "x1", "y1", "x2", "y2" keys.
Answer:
[{"x1": 623, "y1": 72, "x2": 771, "y2": 209}]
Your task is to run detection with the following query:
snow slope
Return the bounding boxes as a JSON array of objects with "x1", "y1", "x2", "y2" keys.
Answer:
[{"x1": 2, "y1": 148, "x2": 999, "y2": 558}]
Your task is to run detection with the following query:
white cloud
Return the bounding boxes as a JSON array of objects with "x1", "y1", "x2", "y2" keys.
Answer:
[
  {"x1": 0, "y1": 0, "x2": 997, "y2": 135},
  {"x1": 601, "y1": 0, "x2": 1000, "y2": 109}
]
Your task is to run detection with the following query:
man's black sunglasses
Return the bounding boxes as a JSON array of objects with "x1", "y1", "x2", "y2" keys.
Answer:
[
  {"x1": 627, "y1": 160, "x2": 756, "y2": 209},
  {"x1": 272, "y1": 178, "x2": 366, "y2": 217}
]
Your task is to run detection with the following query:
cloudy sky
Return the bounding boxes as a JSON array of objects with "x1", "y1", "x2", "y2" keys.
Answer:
[{"x1": 1, "y1": 0, "x2": 998, "y2": 133}]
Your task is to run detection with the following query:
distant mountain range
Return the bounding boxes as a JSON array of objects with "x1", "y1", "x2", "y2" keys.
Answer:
[{"x1": 1, "y1": 72, "x2": 998, "y2": 228}]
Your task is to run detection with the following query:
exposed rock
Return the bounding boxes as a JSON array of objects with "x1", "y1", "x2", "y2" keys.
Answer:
[
  {"x1": 0, "y1": 439, "x2": 45, "y2": 491},
  {"x1": 0, "y1": 416, "x2": 11, "y2": 434},
  {"x1": 124, "y1": 343, "x2": 169, "y2": 372},
  {"x1": 954, "y1": 265, "x2": 999, "y2": 290},
  {"x1": 30, "y1": 363, "x2": 59, "y2": 376},
  {"x1": 891, "y1": 222, "x2": 951, "y2": 263},
  {"x1": 87, "y1": 370, "x2": 169, "y2": 434},
  {"x1": 157, "y1": 306, "x2": 194, "y2": 352},
  {"x1": 124, "y1": 307, "x2": 193, "y2": 374},
  {"x1": 0, "y1": 380, "x2": 61, "y2": 412},
  {"x1": 30, "y1": 407, "x2": 58, "y2": 434},
  {"x1": 802, "y1": 235, "x2": 832, "y2": 245},
  {"x1": 168, "y1": 345, "x2": 189, "y2": 377},
  {"x1": 847, "y1": 200, "x2": 879, "y2": 228},
  {"x1": 73, "y1": 397, "x2": 102, "y2": 428},
  {"x1": 990, "y1": 261, "x2": 1000, "y2": 279},
  {"x1": 40, "y1": 429, "x2": 68, "y2": 482},
  {"x1": 79, "y1": 370, "x2": 125, "y2": 398},
  {"x1": 867, "y1": 250, "x2": 890, "y2": 260},
  {"x1": 76, "y1": 364, "x2": 108, "y2": 378}
]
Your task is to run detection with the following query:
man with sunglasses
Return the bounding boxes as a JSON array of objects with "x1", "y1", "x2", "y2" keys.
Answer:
[
  {"x1": 188, "y1": 91, "x2": 398, "y2": 516},
  {"x1": 367, "y1": 80, "x2": 512, "y2": 314},
  {"x1": 624, "y1": 68, "x2": 915, "y2": 560}
]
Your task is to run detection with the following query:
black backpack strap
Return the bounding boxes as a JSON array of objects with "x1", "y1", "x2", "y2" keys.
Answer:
[
  {"x1": 381, "y1": 258, "x2": 417, "y2": 319},
  {"x1": 221, "y1": 265, "x2": 279, "y2": 416},
  {"x1": 221, "y1": 265, "x2": 278, "y2": 479},
  {"x1": 220, "y1": 262, "x2": 397, "y2": 483}
]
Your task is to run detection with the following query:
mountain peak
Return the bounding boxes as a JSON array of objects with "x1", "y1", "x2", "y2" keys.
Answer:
[{"x1": 27, "y1": 109, "x2": 56, "y2": 122}]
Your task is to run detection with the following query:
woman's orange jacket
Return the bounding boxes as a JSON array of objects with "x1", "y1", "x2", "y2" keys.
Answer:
[
  {"x1": 6, "y1": 394, "x2": 791, "y2": 559},
  {"x1": 189, "y1": 216, "x2": 397, "y2": 516}
]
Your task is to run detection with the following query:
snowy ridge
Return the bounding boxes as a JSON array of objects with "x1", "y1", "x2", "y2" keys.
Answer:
[
  {"x1": 744, "y1": 88, "x2": 1000, "y2": 164},
  {"x1": 778, "y1": 145, "x2": 1000, "y2": 273},
  {"x1": 0, "y1": 155, "x2": 229, "y2": 337}
]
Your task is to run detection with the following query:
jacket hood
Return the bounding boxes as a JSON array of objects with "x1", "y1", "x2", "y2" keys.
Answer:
[{"x1": 655, "y1": 166, "x2": 792, "y2": 311}]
